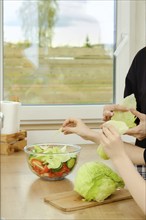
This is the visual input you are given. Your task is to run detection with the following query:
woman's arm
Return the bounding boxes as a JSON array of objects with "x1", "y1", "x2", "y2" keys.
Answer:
[
  {"x1": 61, "y1": 117, "x2": 145, "y2": 164},
  {"x1": 100, "y1": 125, "x2": 146, "y2": 214},
  {"x1": 61, "y1": 117, "x2": 101, "y2": 145},
  {"x1": 122, "y1": 142, "x2": 145, "y2": 165}
]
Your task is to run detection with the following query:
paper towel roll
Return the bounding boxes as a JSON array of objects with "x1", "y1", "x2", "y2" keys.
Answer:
[{"x1": 0, "y1": 101, "x2": 21, "y2": 134}]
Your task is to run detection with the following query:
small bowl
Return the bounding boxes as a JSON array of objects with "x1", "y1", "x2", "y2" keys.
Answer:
[{"x1": 24, "y1": 143, "x2": 81, "y2": 181}]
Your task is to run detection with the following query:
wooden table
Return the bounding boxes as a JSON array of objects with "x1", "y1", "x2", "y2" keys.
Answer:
[{"x1": 1, "y1": 144, "x2": 145, "y2": 220}]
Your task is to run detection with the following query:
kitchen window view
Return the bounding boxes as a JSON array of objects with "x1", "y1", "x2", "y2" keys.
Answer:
[{"x1": 3, "y1": 0, "x2": 115, "y2": 105}]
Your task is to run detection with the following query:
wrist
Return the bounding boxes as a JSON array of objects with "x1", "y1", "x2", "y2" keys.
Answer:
[
  {"x1": 112, "y1": 152, "x2": 130, "y2": 167},
  {"x1": 88, "y1": 130, "x2": 100, "y2": 145}
]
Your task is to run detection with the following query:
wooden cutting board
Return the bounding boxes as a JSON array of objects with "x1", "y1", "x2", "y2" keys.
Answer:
[{"x1": 44, "y1": 189, "x2": 132, "y2": 212}]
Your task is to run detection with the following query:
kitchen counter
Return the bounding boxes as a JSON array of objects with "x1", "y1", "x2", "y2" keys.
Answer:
[{"x1": 1, "y1": 144, "x2": 145, "y2": 220}]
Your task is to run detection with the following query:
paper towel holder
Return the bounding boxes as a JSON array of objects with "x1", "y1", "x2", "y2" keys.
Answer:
[{"x1": 0, "y1": 100, "x2": 21, "y2": 134}]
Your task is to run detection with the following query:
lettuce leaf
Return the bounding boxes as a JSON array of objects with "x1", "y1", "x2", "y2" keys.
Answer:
[
  {"x1": 111, "y1": 94, "x2": 136, "y2": 128},
  {"x1": 97, "y1": 94, "x2": 137, "y2": 160}
]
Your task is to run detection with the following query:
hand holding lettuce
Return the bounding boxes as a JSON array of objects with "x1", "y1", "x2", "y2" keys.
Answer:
[
  {"x1": 111, "y1": 94, "x2": 136, "y2": 128},
  {"x1": 97, "y1": 94, "x2": 137, "y2": 160},
  {"x1": 97, "y1": 120, "x2": 129, "y2": 159}
]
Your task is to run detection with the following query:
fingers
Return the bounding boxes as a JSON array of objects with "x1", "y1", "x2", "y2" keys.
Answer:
[
  {"x1": 103, "y1": 105, "x2": 115, "y2": 121},
  {"x1": 102, "y1": 126, "x2": 119, "y2": 139},
  {"x1": 62, "y1": 118, "x2": 81, "y2": 135},
  {"x1": 125, "y1": 126, "x2": 145, "y2": 140},
  {"x1": 62, "y1": 127, "x2": 75, "y2": 135},
  {"x1": 103, "y1": 104, "x2": 129, "y2": 121},
  {"x1": 114, "y1": 105, "x2": 129, "y2": 112},
  {"x1": 125, "y1": 127, "x2": 137, "y2": 135},
  {"x1": 130, "y1": 109, "x2": 146, "y2": 120},
  {"x1": 102, "y1": 122, "x2": 119, "y2": 134},
  {"x1": 103, "y1": 104, "x2": 128, "y2": 112},
  {"x1": 103, "y1": 111, "x2": 114, "y2": 121},
  {"x1": 100, "y1": 130, "x2": 109, "y2": 146},
  {"x1": 62, "y1": 117, "x2": 78, "y2": 127},
  {"x1": 101, "y1": 124, "x2": 120, "y2": 146},
  {"x1": 102, "y1": 127, "x2": 112, "y2": 138},
  {"x1": 101, "y1": 127, "x2": 115, "y2": 146}
]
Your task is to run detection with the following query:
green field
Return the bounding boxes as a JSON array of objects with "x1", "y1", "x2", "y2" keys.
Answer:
[{"x1": 4, "y1": 44, "x2": 114, "y2": 104}]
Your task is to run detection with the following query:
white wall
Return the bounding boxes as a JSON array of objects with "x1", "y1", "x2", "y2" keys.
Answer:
[
  {"x1": 130, "y1": 0, "x2": 146, "y2": 58},
  {"x1": 115, "y1": 0, "x2": 146, "y2": 103}
]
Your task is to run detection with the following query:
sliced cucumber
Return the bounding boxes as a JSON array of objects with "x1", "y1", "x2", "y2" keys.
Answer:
[
  {"x1": 52, "y1": 164, "x2": 63, "y2": 172},
  {"x1": 67, "y1": 158, "x2": 76, "y2": 169}
]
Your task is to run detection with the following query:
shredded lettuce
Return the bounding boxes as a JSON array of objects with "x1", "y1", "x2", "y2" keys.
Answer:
[
  {"x1": 32, "y1": 145, "x2": 71, "y2": 169},
  {"x1": 74, "y1": 161, "x2": 125, "y2": 202}
]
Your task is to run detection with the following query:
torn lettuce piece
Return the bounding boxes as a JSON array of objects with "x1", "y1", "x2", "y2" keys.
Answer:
[
  {"x1": 111, "y1": 94, "x2": 137, "y2": 128},
  {"x1": 97, "y1": 120, "x2": 129, "y2": 160}
]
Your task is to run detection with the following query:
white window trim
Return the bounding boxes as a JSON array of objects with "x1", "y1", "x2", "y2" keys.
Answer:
[
  {"x1": 1, "y1": 0, "x2": 146, "y2": 127},
  {"x1": 0, "y1": 0, "x2": 3, "y2": 102},
  {"x1": 115, "y1": 0, "x2": 146, "y2": 104}
]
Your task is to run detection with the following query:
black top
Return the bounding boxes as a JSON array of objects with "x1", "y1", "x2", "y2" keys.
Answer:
[
  {"x1": 124, "y1": 46, "x2": 146, "y2": 148},
  {"x1": 144, "y1": 149, "x2": 146, "y2": 163}
]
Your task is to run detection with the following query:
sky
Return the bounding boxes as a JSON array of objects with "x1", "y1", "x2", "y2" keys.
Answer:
[{"x1": 4, "y1": 0, "x2": 114, "y2": 46}]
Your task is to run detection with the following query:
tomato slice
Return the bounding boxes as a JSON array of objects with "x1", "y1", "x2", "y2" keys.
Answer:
[
  {"x1": 30, "y1": 159, "x2": 43, "y2": 168},
  {"x1": 50, "y1": 163, "x2": 70, "y2": 178},
  {"x1": 61, "y1": 163, "x2": 70, "y2": 173},
  {"x1": 29, "y1": 159, "x2": 70, "y2": 178},
  {"x1": 40, "y1": 165, "x2": 49, "y2": 174},
  {"x1": 30, "y1": 159, "x2": 44, "y2": 175}
]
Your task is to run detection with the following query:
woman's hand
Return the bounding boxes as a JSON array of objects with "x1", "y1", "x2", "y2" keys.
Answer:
[
  {"x1": 61, "y1": 118, "x2": 100, "y2": 143},
  {"x1": 103, "y1": 104, "x2": 128, "y2": 121},
  {"x1": 125, "y1": 109, "x2": 146, "y2": 140}
]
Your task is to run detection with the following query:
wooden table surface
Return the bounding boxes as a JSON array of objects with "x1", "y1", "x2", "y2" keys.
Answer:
[{"x1": 1, "y1": 144, "x2": 145, "y2": 220}]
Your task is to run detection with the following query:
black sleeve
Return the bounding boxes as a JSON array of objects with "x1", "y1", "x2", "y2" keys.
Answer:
[
  {"x1": 144, "y1": 149, "x2": 146, "y2": 164},
  {"x1": 124, "y1": 56, "x2": 137, "y2": 98}
]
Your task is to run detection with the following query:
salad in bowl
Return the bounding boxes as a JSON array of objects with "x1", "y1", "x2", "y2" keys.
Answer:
[{"x1": 24, "y1": 143, "x2": 81, "y2": 181}]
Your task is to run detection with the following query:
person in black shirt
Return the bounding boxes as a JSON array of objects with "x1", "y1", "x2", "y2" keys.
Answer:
[
  {"x1": 103, "y1": 47, "x2": 146, "y2": 144},
  {"x1": 123, "y1": 47, "x2": 146, "y2": 179},
  {"x1": 124, "y1": 47, "x2": 146, "y2": 147},
  {"x1": 62, "y1": 47, "x2": 146, "y2": 179},
  {"x1": 103, "y1": 47, "x2": 146, "y2": 179},
  {"x1": 61, "y1": 47, "x2": 146, "y2": 213}
]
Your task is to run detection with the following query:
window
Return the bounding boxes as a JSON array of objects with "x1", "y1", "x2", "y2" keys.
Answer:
[
  {"x1": 3, "y1": 0, "x2": 115, "y2": 106},
  {"x1": 1, "y1": 0, "x2": 146, "y2": 125}
]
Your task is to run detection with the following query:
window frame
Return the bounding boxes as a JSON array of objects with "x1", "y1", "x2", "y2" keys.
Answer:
[{"x1": 0, "y1": 0, "x2": 145, "y2": 128}]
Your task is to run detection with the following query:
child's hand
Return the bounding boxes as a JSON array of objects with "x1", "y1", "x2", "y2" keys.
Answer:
[
  {"x1": 100, "y1": 124, "x2": 125, "y2": 159},
  {"x1": 61, "y1": 118, "x2": 93, "y2": 140}
]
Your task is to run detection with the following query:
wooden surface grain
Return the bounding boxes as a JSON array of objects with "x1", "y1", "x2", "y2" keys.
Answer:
[
  {"x1": 1, "y1": 144, "x2": 145, "y2": 220},
  {"x1": 44, "y1": 189, "x2": 132, "y2": 212}
]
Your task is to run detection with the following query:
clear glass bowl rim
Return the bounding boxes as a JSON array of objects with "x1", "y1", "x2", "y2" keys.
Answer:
[{"x1": 24, "y1": 142, "x2": 81, "y2": 155}]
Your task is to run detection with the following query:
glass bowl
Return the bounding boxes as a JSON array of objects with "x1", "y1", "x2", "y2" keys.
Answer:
[{"x1": 24, "y1": 143, "x2": 81, "y2": 181}]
